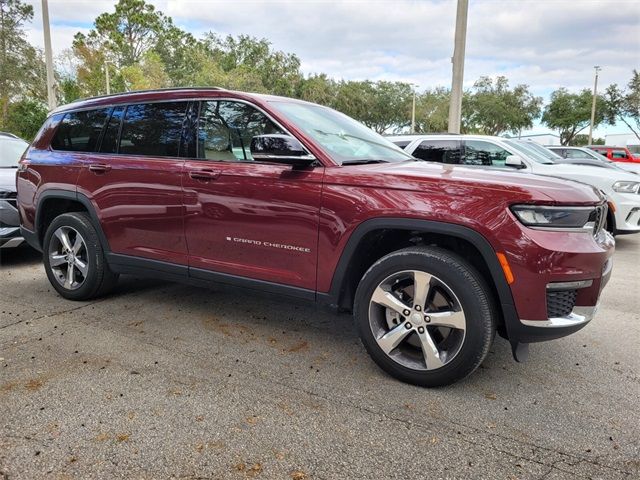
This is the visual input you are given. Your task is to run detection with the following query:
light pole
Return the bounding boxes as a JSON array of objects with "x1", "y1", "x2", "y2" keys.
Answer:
[
  {"x1": 448, "y1": 0, "x2": 468, "y2": 134},
  {"x1": 41, "y1": 0, "x2": 57, "y2": 110},
  {"x1": 588, "y1": 66, "x2": 601, "y2": 146},
  {"x1": 104, "y1": 60, "x2": 113, "y2": 95},
  {"x1": 410, "y1": 84, "x2": 417, "y2": 134}
]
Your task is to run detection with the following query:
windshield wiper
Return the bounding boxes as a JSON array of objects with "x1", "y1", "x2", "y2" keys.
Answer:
[{"x1": 341, "y1": 159, "x2": 391, "y2": 165}]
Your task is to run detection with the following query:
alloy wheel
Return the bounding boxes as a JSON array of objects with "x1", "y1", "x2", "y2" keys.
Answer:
[
  {"x1": 48, "y1": 226, "x2": 89, "y2": 291},
  {"x1": 368, "y1": 270, "x2": 467, "y2": 371}
]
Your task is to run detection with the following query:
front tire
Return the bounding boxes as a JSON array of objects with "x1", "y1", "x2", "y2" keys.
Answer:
[
  {"x1": 354, "y1": 246, "x2": 496, "y2": 387},
  {"x1": 43, "y1": 212, "x2": 118, "y2": 301}
]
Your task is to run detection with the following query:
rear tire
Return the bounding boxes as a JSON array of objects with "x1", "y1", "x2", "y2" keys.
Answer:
[
  {"x1": 354, "y1": 246, "x2": 496, "y2": 387},
  {"x1": 43, "y1": 212, "x2": 118, "y2": 301}
]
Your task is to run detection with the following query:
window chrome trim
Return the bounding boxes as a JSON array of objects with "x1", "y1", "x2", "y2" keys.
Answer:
[{"x1": 520, "y1": 304, "x2": 597, "y2": 328}]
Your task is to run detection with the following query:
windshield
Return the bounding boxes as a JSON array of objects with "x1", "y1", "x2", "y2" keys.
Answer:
[
  {"x1": 0, "y1": 138, "x2": 28, "y2": 167},
  {"x1": 503, "y1": 139, "x2": 555, "y2": 164},
  {"x1": 518, "y1": 141, "x2": 562, "y2": 160},
  {"x1": 269, "y1": 101, "x2": 413, "y2": 164}
]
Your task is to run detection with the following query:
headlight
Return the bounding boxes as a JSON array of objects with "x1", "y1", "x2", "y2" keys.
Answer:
[
  {"x1": 612, "y1": 181, "x2": 640, "y2": 194},
  {"x1": 511, "y1": 205, "x2": 597, "y2": 230}
]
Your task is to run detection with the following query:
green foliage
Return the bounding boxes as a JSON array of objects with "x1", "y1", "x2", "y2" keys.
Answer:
[
  {"x1": 463, "y1": 76, "x2": 542, "y2": 135},
  {"x1": 121, "y1": 51, "x2": 170, "y2": 90},
  {"x1": 6, "y1": 98, "x2": 48, "y2": 140},
  {"x1": 604, "y1": 70, "x2": 640, "y2": 142},
  {"x1": 542, "y1": 88, "x2": 607, "y2": 145},
  {"x1": 570, "y1": 134, "x2": 604, "y2": 146},
  {"x1": 414, "y1": 87, "x2": 450, "y2": 133},
  {"x1": 0, "y1": 0, "x2": 46, "y2": 128}
]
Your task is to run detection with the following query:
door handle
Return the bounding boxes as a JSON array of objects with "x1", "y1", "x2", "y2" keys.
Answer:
[
  {"x1": 89, "y1": 164, "x2": 112, "y2": 174},
  {"x1": 189, "y1": 169, "x2": 220, "y2": 181}
]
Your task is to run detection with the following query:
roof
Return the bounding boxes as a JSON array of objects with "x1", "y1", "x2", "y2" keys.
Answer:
[{"x1": 51, "y1": 87, "x2": 314, "y2": 115}]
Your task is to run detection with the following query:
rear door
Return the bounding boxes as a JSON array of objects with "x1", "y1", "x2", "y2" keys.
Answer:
[{"x1": 76, "y1": 101, "x2": 190, "y2": 265}]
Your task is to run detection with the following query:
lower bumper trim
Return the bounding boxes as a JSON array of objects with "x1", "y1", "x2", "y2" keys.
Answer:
[{"x1": 520, "y1": 305, "x2": 597, "y2": 328}]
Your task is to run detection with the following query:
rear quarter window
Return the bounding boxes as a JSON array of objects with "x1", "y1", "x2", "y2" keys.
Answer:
[{"x1": 50, "y1": 109, "x2": 110, "y2": 152}]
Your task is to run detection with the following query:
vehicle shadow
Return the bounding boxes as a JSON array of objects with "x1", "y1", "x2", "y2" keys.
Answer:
[{"x1": 0, "y1": 245, "x2": 42, "y2": 269}]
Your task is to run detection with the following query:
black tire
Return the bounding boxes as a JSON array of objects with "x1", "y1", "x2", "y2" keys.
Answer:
[
  {"x1": 43, "y1": 212, "x2": 118, "y2": 301},
  {"x1": 354, "y1": 246, "x2": 496, "y2": 387}
]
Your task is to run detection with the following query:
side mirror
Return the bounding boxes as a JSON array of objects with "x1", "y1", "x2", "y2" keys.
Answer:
[
  {"x1": 505, "y1": 155, "x2": 526, "y2": 169},
  {"x1": 250, "y1": 134, "x2": 316, "y2": 168}
]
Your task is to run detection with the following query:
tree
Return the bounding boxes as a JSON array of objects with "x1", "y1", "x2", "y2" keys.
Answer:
[
  {"x1": 415, "y1": 87, "x2": 450, "y2": 133},
  {"x1": 542, "y1": 88, "x2": 607, "y2": 145},
  {"x1": 604, "y1": 70, "x2": 640, "y2": 141},
  {"x1": 121, "y1": 51, "x2": 170, "y2": 90},
  {"x1": 0, "y1": 0, "x2": 46, "y2": 128},
  {"x1": 463, "y1": 76, "x2": 542, "y2": 135},
  {"x1": 6, "y1": 98, "x2": 48, "y2": 140},
  {"x1": 297, "y1": 74, "x2": 337, "y2": 105}
]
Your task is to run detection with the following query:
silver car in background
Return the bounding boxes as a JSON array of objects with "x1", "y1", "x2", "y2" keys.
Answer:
[{"x1": 0, "y1": 135, "x2": 28, "y2": 248}]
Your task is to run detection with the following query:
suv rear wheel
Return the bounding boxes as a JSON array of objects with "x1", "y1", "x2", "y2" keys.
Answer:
[
  {"x1": 354, "y1": 246, "x2": 496, "y2": 387},
  {"x1": 43, "y1": 212, "x2": 118, "y2": 300}
]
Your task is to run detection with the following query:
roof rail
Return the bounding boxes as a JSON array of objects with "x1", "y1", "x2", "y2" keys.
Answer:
[{"x1": 66, "y1": 86, "x2": 226, "y2": 106}]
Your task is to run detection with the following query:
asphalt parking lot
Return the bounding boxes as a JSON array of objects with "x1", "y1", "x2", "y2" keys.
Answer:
[{"x1": 1, "y1": 235, "x2": 639, "y2": 480}]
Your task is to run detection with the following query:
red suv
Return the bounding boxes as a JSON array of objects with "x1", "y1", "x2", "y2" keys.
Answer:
[
  {"x1": 17, "y1": 88, "x2": 614, "y2": 386},
  {"x1": 587, "y1": 145, "x2": 640, "y2": 163}
]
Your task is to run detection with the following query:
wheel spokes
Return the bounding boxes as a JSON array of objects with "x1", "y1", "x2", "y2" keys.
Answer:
[
  {"x1": 412, "y1": 271, "x2": 432, "y2": 309},
  {"x1": 416, "y1": 328, "x2": 445, "y2": 370},
  {"x1": 72, "y1": 234, "x2": 83, "y2": 254},
  {"x1": 55, "y1": 228, "x2": 73, "y2": 252},
  {"x1": 50, "y1": 254, "x2": 67, "y2": 267},
  {"x1": 377, "y1": 321, "x2": 412, "y2": 354},
  {"x1": 64, "y1": 263, "x2": 75, "y2": 289},
  {"x1": 74, "y1": 258, "x2": 88, "y2": 277},
  {"x1": 428, "y1": 310, "x2": 466, "y2": 330},
  {"x1": 371, "y1": 286, "x2": 411, "y2": 316}
]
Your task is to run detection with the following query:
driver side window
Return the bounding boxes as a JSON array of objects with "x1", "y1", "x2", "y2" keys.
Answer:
[
  {"x1": 198, "y1": 101, "x2": 283, "y2": 162},
  {"x1": 462, "y1": 140, "x2": 512, "y2": 167}
]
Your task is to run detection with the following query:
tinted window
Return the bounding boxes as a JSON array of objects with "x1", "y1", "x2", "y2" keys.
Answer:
[
  {"x1": 564, "y1": 149, "x2": 589, "y2": 159},
  {"x1": 611, "y1": 150, "x2": 627, "y2": 159},
  {"x1": 100, "y1": 106, "x2": 125, "y2": 154},
  {"x1": 198, "y1": 101, "x2": 283, "y2": 161},
  {"x1": 51, "y1": 109, "x2": 109, "y2": 152},
  {"x1": 463, "y1": 140, "x2": 512, "y2": 167},
  {"x1": 119, "y1": 102, "x2": 188, "y2": 157},
  {"x1": 413, "y1": 140, "x2": 461, "y2": 163}
]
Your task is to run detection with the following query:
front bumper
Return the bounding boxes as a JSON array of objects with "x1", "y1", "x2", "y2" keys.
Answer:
[
  {"x1": 0, "y1": 198, "x2": 24, "y2": 248},
  {"x1": 611, "y1": 192, "x2": 640, "y2": 233}
]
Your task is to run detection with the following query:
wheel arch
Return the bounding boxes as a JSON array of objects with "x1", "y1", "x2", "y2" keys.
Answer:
[
  {"x1": 35, "y1": 190, "x2": 110, "y2": 252},
  {"x1": 320, "y1": 218, "x2": 517, "y2": 334}
]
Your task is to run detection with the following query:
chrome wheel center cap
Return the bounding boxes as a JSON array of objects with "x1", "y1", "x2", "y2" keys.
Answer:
[{"x1": 410, "y1": 312, "x2": 423, "y2": 325}]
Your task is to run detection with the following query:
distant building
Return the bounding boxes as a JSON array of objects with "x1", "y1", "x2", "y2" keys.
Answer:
[
  {"x1": 605, "y1": 133, "x2": 640, "y2": 151},
  {"x1": 512, "y1": 133, "x2": 561, "y2": 146}
]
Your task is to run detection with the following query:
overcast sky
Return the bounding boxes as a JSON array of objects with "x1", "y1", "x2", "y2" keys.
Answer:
[{"x1": 24, "y1": 0, "x2": 640, "y2": 135}]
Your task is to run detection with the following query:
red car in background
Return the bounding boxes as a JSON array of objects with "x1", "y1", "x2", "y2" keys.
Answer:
[{"x1": 587, "y1": 145, "x2": 640, "y2": 163}]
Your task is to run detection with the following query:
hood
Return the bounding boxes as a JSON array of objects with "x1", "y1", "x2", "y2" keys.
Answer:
[
  {"x1": 0, "y1": 168, "x2": 17, "y2": 192},
  {"x1": 329, "y1": 160, "x2": 603, "y2": 205}
]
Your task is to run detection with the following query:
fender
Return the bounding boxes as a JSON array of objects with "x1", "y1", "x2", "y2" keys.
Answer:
[
  {"x1": 34, "y1": 189, "x2": 111, "y2": 252},
  {"x1": 319, "y1": 217, "x2": 518, "y2": 328}
]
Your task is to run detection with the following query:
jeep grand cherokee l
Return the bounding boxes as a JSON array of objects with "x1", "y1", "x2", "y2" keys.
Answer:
[{"x1": 17, "y1": 88, "x2": 614, "y2": 387}]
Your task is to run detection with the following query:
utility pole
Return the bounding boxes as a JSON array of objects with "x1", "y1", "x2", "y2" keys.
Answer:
[
  {"x1": 411, "y1": 86, "x2": 416, "y2": 134},
  {"x1": 104, "y1": 61, "x2": 111, "y2": 95},
  {"x1": 588, "y1": 66, "x2": 601, "y2": 146},
  {"x1": 448, "y1": 0, "x2": 468, "y2": 134},
  {"x1": 41, "y1": 0, "x2": 57, "y2": 110}
]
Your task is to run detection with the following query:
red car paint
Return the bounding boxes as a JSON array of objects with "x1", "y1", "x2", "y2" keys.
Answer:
[
  {"x1": 588, "y1": 145, "x2": 640, "y2": 163},
  {"x1": 17, "y1": 88, "x2": 614, "y2": 345}
]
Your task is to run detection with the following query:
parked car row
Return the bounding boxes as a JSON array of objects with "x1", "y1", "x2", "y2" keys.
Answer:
[
  {"x1": 387, "y1": 135, "x2": 640, "y2": 236},
  {"x1": 14, "y1": 88, "x2": 616, "y2": 387}
]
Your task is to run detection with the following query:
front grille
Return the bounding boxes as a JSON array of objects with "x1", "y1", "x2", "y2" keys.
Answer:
[{"x1": 547, "y1": 290, "x2": 577, "y2": 318}]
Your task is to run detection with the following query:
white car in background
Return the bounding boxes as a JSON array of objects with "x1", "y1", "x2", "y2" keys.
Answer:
[
  {"x1": 388, "y1": 134, "x2": 640, "y2": 235},
  {"x1": 547, "y1": 146, "x2": 640, "y2": 175}
]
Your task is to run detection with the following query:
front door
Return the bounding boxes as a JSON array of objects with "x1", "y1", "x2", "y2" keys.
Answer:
[{"x1": 183, "y1": 100, "x2": 324, "y2": 291}]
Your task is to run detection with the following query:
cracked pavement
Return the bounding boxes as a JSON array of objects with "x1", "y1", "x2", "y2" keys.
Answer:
[{"x1": 1, "y1": 235, "x2": 639, "y2": 479}]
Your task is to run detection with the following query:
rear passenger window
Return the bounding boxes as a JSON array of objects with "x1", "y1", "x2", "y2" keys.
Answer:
[
  {"x1": 51, "y1": 109, "x2": 109, "y2": 152},
  {"x1": 413, "y1": 140, "x2": 461, "y2": 163},
  {"x1": 119, "y1": 102, "x2": 188, "y2": 157},
  {"x1": 100, "y1": 106, "x2": 125, "y2": 154}
]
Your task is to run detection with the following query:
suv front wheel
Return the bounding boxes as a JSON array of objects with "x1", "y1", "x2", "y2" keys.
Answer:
[
  {"x1": 354, "y1": 246, "x2": 496, "y2": 387},
  {"x1": 43, "y1": 212, "x2": 118, "y2": 301}
]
